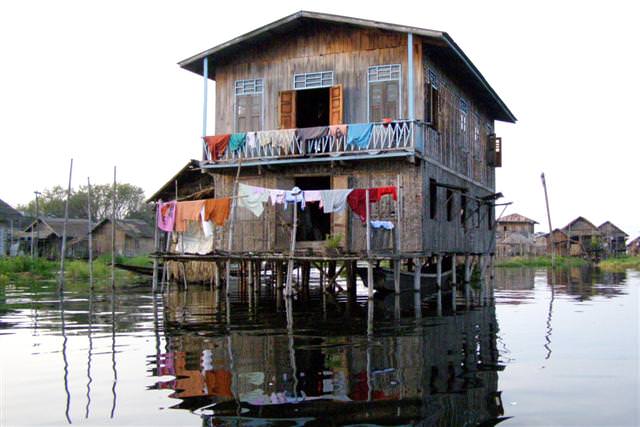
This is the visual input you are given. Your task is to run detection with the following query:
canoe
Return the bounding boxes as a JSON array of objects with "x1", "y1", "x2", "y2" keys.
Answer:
[{"x1": 357, "y1": 266, "x2": 452, "y2": 293}]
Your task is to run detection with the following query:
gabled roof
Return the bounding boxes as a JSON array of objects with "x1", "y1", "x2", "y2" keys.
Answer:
[
  {"x1": 562, "y1": 216, "x2": 599, "y2": 233},
  {"x1": 24, "y1": 217, "x2": 90, "y2": 239},
  {"x1": 543, "y1": 228, "x2": 568, "y2": 239},
  {"x1": 498, "y1": 213, "x2": 538, "y2": 224},
  {"x1": 92, "y1": 219, "x2": 154, "y2": 239},
  {"x1": 0, "y1": 198, "x2": 22, "y2": 222},
  {"x1": 597, "y1": 221, "x2": 628, "y2": 237},
  {"x1": 178, "y1": 10, "x2": 516, "y2": 123},
  {"x1": 146, "y1": 160, "x2": 209, "y2": 203}
]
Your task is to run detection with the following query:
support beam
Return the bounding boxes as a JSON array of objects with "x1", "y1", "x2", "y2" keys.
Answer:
[
  {"x1": 413, "y1": 257, "x2": 422, "y2": 319},
  {"x1": 407, "y1": 32, "x2": 415, "y2": 121},
  {"x1": 451, "y1": 254, "x2": 457, "y2": 312},
  {"x1": 436, "y1": 255, "x2": 442, "y2": 316}
]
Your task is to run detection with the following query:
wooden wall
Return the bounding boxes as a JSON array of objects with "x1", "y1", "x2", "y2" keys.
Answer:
[
  {"x1": 498, "y1": 222, "x2": 534, "y2": 236},
  {"x1": 212, "y1": 22, "x2": 423, "y2": 133}
]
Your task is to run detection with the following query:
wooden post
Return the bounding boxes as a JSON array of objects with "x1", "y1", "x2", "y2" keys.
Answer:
[
  {"x1": 464, "y1": 254, "x2": 472, "y2": 308},
  {"x1": 286, "y1": 199, "x2": 299, "y2": 297},
  {"x1": 413, "y1": 257, "x2": 422, "y2": 319},
  {"x1": 436, "y1": 254, "x2": 442, "y2": 316},
  {"x1": 152, "y1": 201, "x2": 159, "y2": 292},
  {"x1": 226, "y1": 161, "x2": 242, "y2": 297},
  {"x1": 451, "y1": 254, "x2": 457, "y2": 312},
  {"x1": 541, "y1": 173, "x2": 555, "y2": 268},
  {"x1": 202, "y1": 57, "x2": 209, "y2": 160},
  {"x1": 365, "y1": 190, "x2": 374, "y2": 300},
  {"x1": 111, "y1": 166, "x2": 116, "y2": 285},
  {"x1": 87, "y1": 178, "x2": 94, "y2": 287},
  {"x1": 394, "y1": 175, "x2": 402, "y2": 295},
  {"x1": 58, "y1": 158, "x2": 73, "y2": 290}
]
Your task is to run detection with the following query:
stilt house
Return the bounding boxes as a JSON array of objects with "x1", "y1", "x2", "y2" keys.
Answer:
[
  {"x1": 173, "y1": 11, "x2": 515, "y2": 258},
  {"x1": 597, "y1": 221, "x2": 627, "y2": 256},
  {"x1": 561, "y1": 217, "x2": 601, "y2": 257},
  {"x1": 23, "y1": 218, "x2": 89, "y2": 259}
]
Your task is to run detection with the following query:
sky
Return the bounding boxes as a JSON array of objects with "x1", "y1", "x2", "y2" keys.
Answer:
[{"x1": 1, "y1": 0, "x2": 638, "y2": 238}]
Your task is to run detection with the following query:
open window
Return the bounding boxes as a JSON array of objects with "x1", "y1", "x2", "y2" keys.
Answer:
[
  {"x1": 425, "y1": 70, "x2": 439, "y2": 131},
  {"x1": 368, "y1": 64, "x2": 401, "y2": 122},
  {"x1": 487, "y1": 134, "x2": 502, "y2": 167},
  {"x1": 278, "y1": 80, "x2": 343, "y2": 129}
]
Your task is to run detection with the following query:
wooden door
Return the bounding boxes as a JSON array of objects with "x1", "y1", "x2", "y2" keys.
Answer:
[
  {"x1": 331, "y1": 175, "x2": 350, "y2": 250},
  {"x1": 279, "y1": 90, "x2": 296, "y2": 129},
  {"x1": 329, "y1": 84, "x2": 343, "y2": 125}
]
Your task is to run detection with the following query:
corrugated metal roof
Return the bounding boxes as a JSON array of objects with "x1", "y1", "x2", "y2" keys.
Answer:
[
  {"x1": 24, "y1": 217, "x2": 90, "y2": 239},
  {"x1": 178, "y1": 10, "x2": 516, "y2": 123},
  {"x1": 498, "y1": 213, "x2": 538, "y2": 224}
]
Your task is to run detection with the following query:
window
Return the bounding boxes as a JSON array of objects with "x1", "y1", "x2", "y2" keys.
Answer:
[
  {"x1": 425, "y1": 70, "x2": 439, "y2": 130},
  {"x1": 446, "y1": 189, "x2": 453, "y2": 222},
  {"x1": 487, "y1": 204, "x2": 493, "y2": 230},
  {"x1": 460, "y1": 194, "x2": 467, "y2": 229},
  {"x1": 235, "y1": 79, "x2": 263, "y2": 132},
  {"x1": 368, "y1": 64, "x2": 401, "y2": 122},
  {"x1": 429, "y1": 179, "x2": 437, "y2": 219},
  {"x1": 459, "y1": 99, "x2": 468, "y2": 134},
  {"x1": 293, "y1": 71, "x2": 334, "y2": 90}
]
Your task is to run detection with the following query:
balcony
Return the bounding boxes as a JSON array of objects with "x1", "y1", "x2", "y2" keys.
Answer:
[{"x1": 200, "y1": 120, "x2": 426, "y2": 169}]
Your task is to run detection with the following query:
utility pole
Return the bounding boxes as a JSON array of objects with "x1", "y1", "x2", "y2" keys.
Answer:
[{"x1": 541, "y1": 173, "x2": 554, "y2": 268}]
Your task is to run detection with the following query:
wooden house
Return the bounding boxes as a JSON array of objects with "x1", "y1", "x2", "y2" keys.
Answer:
[
  {"x1": 496, "y1": 213, "x2": 537, "y2": 238},
  {"x1": 561, "y1": 217, "x2": 601, "y2": 257},
  {"x1": 23, "y1": 217, "x2": 90, "y2": 259},
  {"x1": 172, "y1": 11, "x2": 515, "y2": 258},
  {"x1": 597, "y1": 221, "x2": 627, "y2": 257},
  {"x1": 0, "y1": 198, "x2": 24, "y2": 256},
  {"x1": 544, "y1": 228, "x2": 573, "y2": 257},
  {"x1": 86, "y1": 218, "x2": 155, "y2": 257},
  {"x1": 147, "y1": 160, "x2": 214, "y2": 203},
  {"x1": 627, "y1": 236, "x2": 640, "y2": 256}
]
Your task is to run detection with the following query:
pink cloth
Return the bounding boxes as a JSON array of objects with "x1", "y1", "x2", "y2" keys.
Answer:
[{"x1": 157, "y1": 201, "x2": 177, "y2": 232}]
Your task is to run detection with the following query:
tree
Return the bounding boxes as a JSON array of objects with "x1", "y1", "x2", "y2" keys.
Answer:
[{"x1": 18, "y1": 182, "x2": 151, "y2": 222}]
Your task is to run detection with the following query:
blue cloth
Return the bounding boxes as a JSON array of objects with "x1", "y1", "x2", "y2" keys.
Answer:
[
  {"x1": 347, "y1": 123, "x2": 373, "y2": 149},
  {"x1": 229, "y1": 133, "x2": 246, "y2": 152}
]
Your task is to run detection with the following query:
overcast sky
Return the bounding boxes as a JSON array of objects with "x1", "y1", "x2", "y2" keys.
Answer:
[{"x1": 1, "y1": 1, "x2": 638, "y2": 238}]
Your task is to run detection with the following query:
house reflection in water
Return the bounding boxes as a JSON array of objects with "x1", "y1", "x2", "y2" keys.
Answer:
[{"x1": 150, "y1": 288, "x2": 505, "y2": 425}]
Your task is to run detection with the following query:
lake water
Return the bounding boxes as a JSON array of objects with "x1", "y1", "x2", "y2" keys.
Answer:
[{"x1": 0, "y1": 267, "x2": 637, "y2": 426}]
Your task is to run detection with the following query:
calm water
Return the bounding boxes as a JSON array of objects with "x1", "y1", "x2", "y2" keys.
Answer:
[{"x1": 0, "y1": 267, "x2": 637, "y2": 426}]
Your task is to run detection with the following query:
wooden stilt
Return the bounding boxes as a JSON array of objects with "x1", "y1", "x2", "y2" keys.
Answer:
[
  {"x1": 464, "y1": 254, "x2": 472, "y2": 308},
  {"x1": 413, "y1": 257, "x2": 423, "y2": 319},
  {"x1": 285, "y1": 199, "x2": 299, "y2": 297},
  {"x1": 436, "y1": 255, "x2": 442, "y2": 316},
  {"x1": 393, "y1": 259, "x2": 401, "y2": 295},
  {"x1": 152, "y1": 201, "x2": 159, "y2": 293},
  {"x1": 451, "y1": 254, "x2": 457, "y2": 312}
]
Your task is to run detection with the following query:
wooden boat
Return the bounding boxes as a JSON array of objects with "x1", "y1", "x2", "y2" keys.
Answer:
[
  {"x1": 114, "y1": 263, "x2": 156, "y2": 276},
  {"x1": 357, "y1": 266, "x2": 453, "y2": 293}
]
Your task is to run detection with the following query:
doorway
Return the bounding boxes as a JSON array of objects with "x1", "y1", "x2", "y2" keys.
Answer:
[
  {"x1": 295, "y1": 88, "x2": 330, "y2": 128},
  {"x1": 295, "y1": 176, "x2": 331, "y2": 242}
]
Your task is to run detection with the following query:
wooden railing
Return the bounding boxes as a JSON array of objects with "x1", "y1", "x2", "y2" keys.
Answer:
[{"x1": 202, "y1": 120, "x2": 425, "y2": 163}]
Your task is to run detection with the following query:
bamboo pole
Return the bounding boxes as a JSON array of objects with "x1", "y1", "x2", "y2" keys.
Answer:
[
  {"x1": 152, "y1": 202, "x2": 159, "y2": 292},
  {"x1": 286, "y1": 200, "x2": 298, "y2": 297},
  {"x1": 366, "y1": 190, "x2": 374, "y2": 300},
  {"x1": 111, "y1": 166, "x2": 116, "y2": 285},
  {"x1": 451, "y1": 254, "x2": 457, "y2": 312},
  {"x1": 226, "y1": 160, "x2": 242, "y2": 297},
  {"x1": 87, "y1": 178, "x2": 94, "y2": 286},
  {"x1": 59, "y1": 158, "x2": 73, "y2": 290},
  {"x1": 541, "y1": 173, "x2": 554, "y2": 268}
]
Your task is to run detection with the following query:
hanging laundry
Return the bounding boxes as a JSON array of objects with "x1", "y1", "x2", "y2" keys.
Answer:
[
  {"x1": 203, "y1": 197, "x2": 232, "y2": 226},
  {"x1": 157, "y1": 200, "x2": 177, "y2": 232},
  {"x1": 200, "y1": 207, "x2": 214, "y2": 238},
  {"x1": 347, "y1": 123, "x2": 374, "y2": 149},
  {"x1": 176, "y1": 220, "x2": 214, "y2": 254},
  {"x1": 329, "y1": 124, "x2": 348, "y2": 139},
  {"x1": 175, "y1": 200, "x2": 205, "y2": 232},
  {"x1": 302, "y1": 190, "x2": 322, "y2": 204},
  {"x1": 204, "y1": 135, "x2": 231, "y2": 160},
  {"x1": 238, "y1": 183, "x2": 269, "y2": 217},
  {"x1": 257, "y1": 130, "x2": 275, "y2": 147},
  {"x1": 246, "y1": 132, "x2": 258, "y2": 151},
  {"x1": 229, "y1": 133, "x2": 246, "y2": 152},
  {"x1": 347, "y1": 187, "x2": 398, "y2": 222},
  {"x1": 296, "y1": 126, "x2": 329, "y2": 142},
  {"x1": 284, "y1": 186, "x2": 305, "y2": 210},
  {"x1": 268, "y1": 189, "x2": 286, "y2": 206},
  {"x1": 319, "y1": 189, "x2": 353, "y2": 213},
  {"x1": 274, "y1": 129, "x2": 296, "y2": 151},
  {"x1": 370, "y1": 220, "x2": 395, "y2": 230}
]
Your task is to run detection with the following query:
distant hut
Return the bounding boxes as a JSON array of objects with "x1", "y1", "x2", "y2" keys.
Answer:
[
  {"x1": 597, "y1": 221, "x2": 628, "y2": 257},
  {"x1": 0, "y1": 198, "x2": 24, "y2": 256},
  {"x1": 23, "y1": 218, "x2": 90, "y2": 259},
  {"x1": 627, "y1": 237, "x2": 640, "y2": 256},
  {"x1": 87, "y1": 219, "x2": 155, "y2": 257},
  {"x1": 146, "y1": 160, "x2": 214, "y2": 203},
  {"x1": 496, "y1": 213, "x2": 538, "y2": 238},
  {"x1": 561, "y1": 217, "x2": 601, "y2": 257},
  {"x1": 545, "y1": 228, "x2": 572, "y2": 257}
]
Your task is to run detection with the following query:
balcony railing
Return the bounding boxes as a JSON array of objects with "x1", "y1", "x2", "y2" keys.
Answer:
[{"x1": 202, "y1": 120, "x2": 425, "y2": 164}]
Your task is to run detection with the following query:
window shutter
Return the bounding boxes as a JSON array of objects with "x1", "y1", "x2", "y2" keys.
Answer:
[
  {"x1": 329, "y1": 85, "x2": 343, "y2": 125},
  {"x1": 279, "y1": 90, "x2": 296, "y2": 129}
]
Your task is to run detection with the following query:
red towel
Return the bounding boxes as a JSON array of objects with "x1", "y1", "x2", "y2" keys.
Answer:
[
  {"x1": 204, "y1": 135, "x2": 230, "y2": 161},
  {"x1": 347, "y1": 186, "x2": 397, "y2": 222}
]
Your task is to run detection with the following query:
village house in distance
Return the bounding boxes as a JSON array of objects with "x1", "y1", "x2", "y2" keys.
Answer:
[{"x1": 153, "y1": 11, "x2": 517, "y2": 291}]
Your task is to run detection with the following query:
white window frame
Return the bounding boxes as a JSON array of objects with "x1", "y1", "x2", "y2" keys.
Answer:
[
  {"x1": 367, "y1": 64, "x2": 402, "y2": 122},
  {"x1": 293, "y1": 71, "x2": 334, "y2": 90},
  {"x1": 234, "y1": 78, "x2": 264, "y2": 132}
]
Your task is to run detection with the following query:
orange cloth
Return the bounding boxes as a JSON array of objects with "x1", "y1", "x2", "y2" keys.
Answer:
[
  {"x1": 204, "y1": 370, "x2": 233, "y2": 398},
  {"x1": 204, "y1": 135, "x2": 230, "y2": 161},
  {"x1": 175, "y1": 200, "x2": 205, "y2": 232},
  {"x1": 203, "y1": 197, "x2": 231, "y2": 226}
]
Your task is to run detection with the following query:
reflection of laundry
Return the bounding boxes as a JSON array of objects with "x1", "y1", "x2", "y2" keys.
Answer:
[
  {"x1": 370, "y1": 220, "x2": 394, "y2": 230},
  {"x1": 204, "y1": 370, "x2": 233, "y2": 398}
]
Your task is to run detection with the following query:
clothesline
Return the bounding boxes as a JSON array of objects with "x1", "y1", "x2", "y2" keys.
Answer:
[{"x1": 156, "y1": 183, "x2": 399, "y2": 234}]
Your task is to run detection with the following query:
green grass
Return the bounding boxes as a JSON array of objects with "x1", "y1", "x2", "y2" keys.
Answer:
[
  {"x1": 598, "y1": 255, "x2": 640, "y2": 272},
  {"x1": 0, "y1": 255, "x2": 150, "y2": 284},
  {"x1": 495, "y1": 255, "x2": 590, "y2": 268}
]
